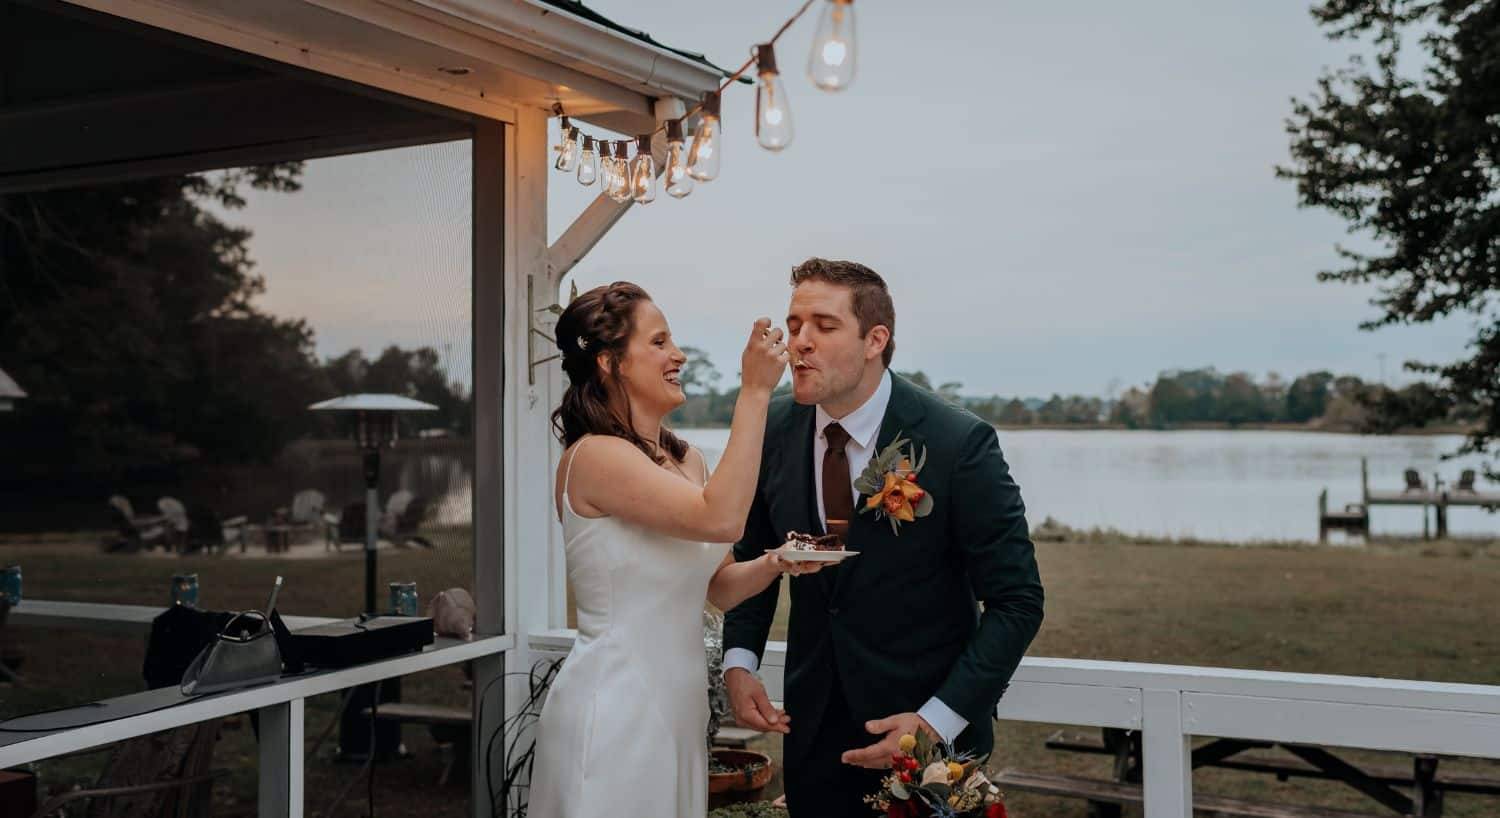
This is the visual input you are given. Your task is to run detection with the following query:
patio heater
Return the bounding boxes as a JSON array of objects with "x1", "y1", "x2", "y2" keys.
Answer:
[
  {"x1": 309, "y1": 393, "x2": 437, "y2": 615},
  {"x1": 311, "y1": 393, "x2": 436, "y2": 763}
]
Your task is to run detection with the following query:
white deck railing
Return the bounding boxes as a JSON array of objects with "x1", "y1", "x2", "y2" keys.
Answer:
[
  {"x1": 530, "y1": 629, "x2": 1500, "y2": 818},
  {"x1": 4, "y1": 601, "x2": 514, "y2": 818}
]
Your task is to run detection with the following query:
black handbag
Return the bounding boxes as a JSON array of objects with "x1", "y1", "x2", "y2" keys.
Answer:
[{"x1": 179, "y1": 610, "x2": 283, "y2": 695}]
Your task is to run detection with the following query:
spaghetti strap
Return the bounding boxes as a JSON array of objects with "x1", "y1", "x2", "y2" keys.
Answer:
[
  {"x1": 699, "y1": 448, "x2": 709, "y2": 486},
  {"x1": 563, "y1": 435, "x2": 591, "y2": 499}
]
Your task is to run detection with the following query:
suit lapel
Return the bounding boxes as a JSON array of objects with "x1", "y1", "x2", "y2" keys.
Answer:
[
  {"x1": 778, "y1": 403, "x2": 819, "y2": 537},
  {"x1": 832, "y1": 374, "x2": 927, "y2": 602}
]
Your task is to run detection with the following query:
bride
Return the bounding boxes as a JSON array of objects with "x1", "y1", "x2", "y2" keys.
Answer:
[{"x1": 528, "y1": 281, "x2": 818, "y2": 817}]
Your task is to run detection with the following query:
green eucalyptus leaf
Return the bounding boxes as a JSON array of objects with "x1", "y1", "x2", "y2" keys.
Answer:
[
  {"x1": 914, "y1": 492, "x2": 934, "y2": 516},
  {"x1": 916, "y1": 730, "x2": 934, "y2": 758}
]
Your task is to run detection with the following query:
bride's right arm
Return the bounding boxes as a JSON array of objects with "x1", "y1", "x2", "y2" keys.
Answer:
[{"x1": 570, "y1": 319, "x2": 786, "y2": 543}]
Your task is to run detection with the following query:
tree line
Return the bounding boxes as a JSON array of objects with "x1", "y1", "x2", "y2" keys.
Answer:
[
  {"x1": 668, "y1": 353, "x2": 1475, "y2": 434},
  {"x1": 0, "y1": 167, "x2": 468, "y2": 474}
]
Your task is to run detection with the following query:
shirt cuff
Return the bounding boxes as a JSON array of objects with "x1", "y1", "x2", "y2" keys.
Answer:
[
  {"x1": 917, "y1": 697, "x2": 969, "y2": 745},
  {"x1": 722, "y1": 647, "x2": 761, "y2": 677}
]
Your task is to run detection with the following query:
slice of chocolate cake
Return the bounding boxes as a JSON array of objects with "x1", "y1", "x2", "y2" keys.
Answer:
[{"x1": 783, "y1": 530, "x2": 845, "y2": 551}]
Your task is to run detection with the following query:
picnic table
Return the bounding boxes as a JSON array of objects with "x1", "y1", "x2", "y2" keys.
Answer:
[{"x1": 1002, "y1": 726, "x2": 1500, "y2": 818}]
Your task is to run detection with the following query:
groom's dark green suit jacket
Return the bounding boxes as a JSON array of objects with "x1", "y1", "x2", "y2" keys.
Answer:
[{"x1": 723, "y1": 373, "x2": 1044, "y2": 764}]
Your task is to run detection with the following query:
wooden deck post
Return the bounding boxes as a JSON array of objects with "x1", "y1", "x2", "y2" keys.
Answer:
[
  {"x1": 1142, "y1": 689, "x2": 1192, "y2": 818},
  {"x1": 258, "y1": 699, "x2": 304, "y2": 818}
]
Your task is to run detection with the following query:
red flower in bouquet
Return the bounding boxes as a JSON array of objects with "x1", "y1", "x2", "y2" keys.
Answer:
[
  {"x1": 886, "y1": 799, "x2": 918, "y2": 818},
  {"x1": 985, "y1": 803, "x2": 1009, "y2": 818}
]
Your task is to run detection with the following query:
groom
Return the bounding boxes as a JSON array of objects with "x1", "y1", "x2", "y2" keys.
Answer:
[{"x1": 723, "y1": 259, "x2": 1045, "y2": 818}]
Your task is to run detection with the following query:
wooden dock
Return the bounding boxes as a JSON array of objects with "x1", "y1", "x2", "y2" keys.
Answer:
[{"x1": 1319, "y1": 458, "x2": 1498, "y2": 542}]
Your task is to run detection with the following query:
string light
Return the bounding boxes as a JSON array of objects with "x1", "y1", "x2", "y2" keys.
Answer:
[
  {"x1": 807, "y1": 0, "x2": 855, "y2": 91},
  {"x1": 554, "y1": 116, "x2": 580, "y2": 172},
  {"x1": 549, "y1": 0, "x2": 855, "y2": 195},
  {"x1": 665, "y1": 119, "x2": 694, "y2": 199},
  {"x1": 598, "y1": 140, "x2": 619, "y2": 195},
  {"x1": 576, "y1": 136, "x2": 599, "y2": 186},
  {"x1": 753, "y1": 44, "x2": 794, "y2": 151},
  {"x1": 607, "y1": 141, "x2": 632, "y2": 203},
  {"x1": 630, "y1": 135, "x2": 657, "y2": 204},
  {"x1": 687, "y1": 91, "x2": 721, "y2": 182}
]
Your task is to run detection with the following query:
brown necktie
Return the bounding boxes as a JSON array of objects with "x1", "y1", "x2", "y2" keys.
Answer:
[{"x1": 822, "y1": 422, "x2": 854, "y2": 538}]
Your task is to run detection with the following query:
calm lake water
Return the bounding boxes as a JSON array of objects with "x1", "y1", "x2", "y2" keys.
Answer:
[
  {"x1": 676, "y1": 428, "x2": 1496, "y2": 543},
  {"x1": 83, "y1": 430, "x2": 1481, "y2": 544}
]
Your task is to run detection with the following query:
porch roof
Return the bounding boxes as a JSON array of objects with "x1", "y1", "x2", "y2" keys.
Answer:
[{"x1": 1, "y1": 0, "x2": 726, "y2": 193}]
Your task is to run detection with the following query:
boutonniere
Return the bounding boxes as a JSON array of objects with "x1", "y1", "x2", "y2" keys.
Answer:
[{"x1": 854, "y1": 433, "x2": 933, "y2": 535}]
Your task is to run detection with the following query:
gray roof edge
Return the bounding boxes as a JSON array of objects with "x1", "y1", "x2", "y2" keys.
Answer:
[{"x1": 415, "y1": 0, "x2": 723, "y2": 102}]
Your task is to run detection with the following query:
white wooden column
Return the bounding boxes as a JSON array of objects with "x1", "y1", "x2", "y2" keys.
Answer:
[
  {"x1": 489, "y1": 103, "x2": 556, "y2": 816},
  {"x1": 1142, "y1": 689, "x2": 1192, "y2": 818},
  {"x1": 506, "y1": 105, "x2": 555, "y2": 643},
  {"x1": 257, "y1": 699, "x2": 304, "y2": 818}
]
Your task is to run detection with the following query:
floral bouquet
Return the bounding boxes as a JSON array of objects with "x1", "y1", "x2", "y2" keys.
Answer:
[{"x1": 864, "y1": 731, "x2": 1008, "y2": 818}]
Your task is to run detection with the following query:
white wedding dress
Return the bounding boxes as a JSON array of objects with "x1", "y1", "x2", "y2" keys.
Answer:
[{"x1": 529, "y1": 437, "x2": 729, "y2": 817}]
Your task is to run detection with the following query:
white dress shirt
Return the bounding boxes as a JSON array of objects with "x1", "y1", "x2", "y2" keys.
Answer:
[{"x1": 723, "y1": 371, "x2": 970, "y2": 743}]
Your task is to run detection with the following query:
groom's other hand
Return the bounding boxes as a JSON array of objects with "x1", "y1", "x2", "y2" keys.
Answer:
[
  {"x1": 725, "y1": 667, "x2": 791, "y2": 734},
  {"x1": 841, "y1": 713, "x2": 937, "y2": 769}
]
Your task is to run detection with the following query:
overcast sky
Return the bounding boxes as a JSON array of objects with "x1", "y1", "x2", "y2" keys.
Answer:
[{"x1": 235, "y1": 1, "x2": 1478, "y2": 399}]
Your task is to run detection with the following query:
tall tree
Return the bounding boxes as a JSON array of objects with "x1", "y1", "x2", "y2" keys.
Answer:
[
  {"x1": 1286, "y1": 371, "x2": 1337, "y2": 422},
  {"x1": 1279, "y1": 0, "x2": 1499, "y2": 475},
  {"x1": 0, "y1": 166, "x2": 328, "y2": 467}
]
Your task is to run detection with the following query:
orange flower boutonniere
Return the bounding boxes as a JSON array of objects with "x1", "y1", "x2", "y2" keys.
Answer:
[{"x1": 855, "y1": 434, "x2": 934, "y2": 535}]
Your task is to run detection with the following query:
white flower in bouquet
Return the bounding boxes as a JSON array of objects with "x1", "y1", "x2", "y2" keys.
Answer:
[
  {"x1": 963, "y1": 769, "x2": 992, "y2": 791},
  {"x1": 920, "y1": 762, "x2": 950, "y2": 786}
]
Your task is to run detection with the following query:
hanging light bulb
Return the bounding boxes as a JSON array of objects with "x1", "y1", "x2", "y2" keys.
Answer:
[
  {"x1": 807, "y1": 0, "x2": 856, "y2": 91},
  {"x1": 554, "y1": 117, "x2": 580, "y2": 172},
  {"x1": 665, "y1": 119, "x2": 693, "y2": 199},
  {"x1": 576, "y1": 136, "x2": 599, "y2": 186},
  {"x1": 598, "y1": 140, "x2": 617, "y2": 193},
  {"x1": 608, "y1": 141, "x2": 633, "y2": 203},
  {"x1": 753, "y1": 44, "x2": 793, "y2": 151},
  {"x1": 687, "y1": 91, "x2": 721, "y2": 182},
  {"x1": 630, "y1": 135, "x2": 657, "y2": 204}
]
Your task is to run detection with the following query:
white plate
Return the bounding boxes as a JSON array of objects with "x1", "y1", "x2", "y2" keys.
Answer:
[{"x1": 771, "y1": 546, "x2": 859, "y2": 563}]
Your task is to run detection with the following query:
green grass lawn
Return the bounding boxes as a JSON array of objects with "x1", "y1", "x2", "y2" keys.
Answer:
[
  {"x1": 742, "y1": 537, "x2": 1500, "y2": 817},
  {"x1": 4, "y1": 533, "x2": 1500, "y2": 816}
]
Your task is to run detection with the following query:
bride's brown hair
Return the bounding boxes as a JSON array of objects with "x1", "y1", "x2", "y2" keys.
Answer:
[{"x1": 550, "y1": 281, "x2": 689, "y2": 465}]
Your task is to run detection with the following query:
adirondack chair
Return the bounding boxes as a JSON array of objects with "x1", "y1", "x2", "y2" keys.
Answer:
[
  {"x1": 288, "y1": 489, "x2": 329, "y2": 544},
  {"x1": 157, "y1": 498, "x2": 246, "y2": 555},
  {"x1": 1456, "y1": 469, "x2": 1478, "y2": 493},
  {"x1": 29, "y1": 719, "x2": 225, "y2": 818},
  {"x1": 156, "y1": 498, "x2": 190, "y2": 553},
  {"x1": 104, "y1": 496, "x2": 168, "y2": 553},
  {"x1": 382, "y1": 491, "x2": 435, "y2": 549},
  {"x1": 1403, "y1": 469, "x2": 1426, "y2": 493},
  {"x1": 328, "y1": 493, "x2": 435, "y2": 551}
]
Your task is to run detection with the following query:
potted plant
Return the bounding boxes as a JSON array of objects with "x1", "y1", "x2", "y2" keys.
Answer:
[{"x1": 704, "y1": 610, "x2": 773, "y2": 804}]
